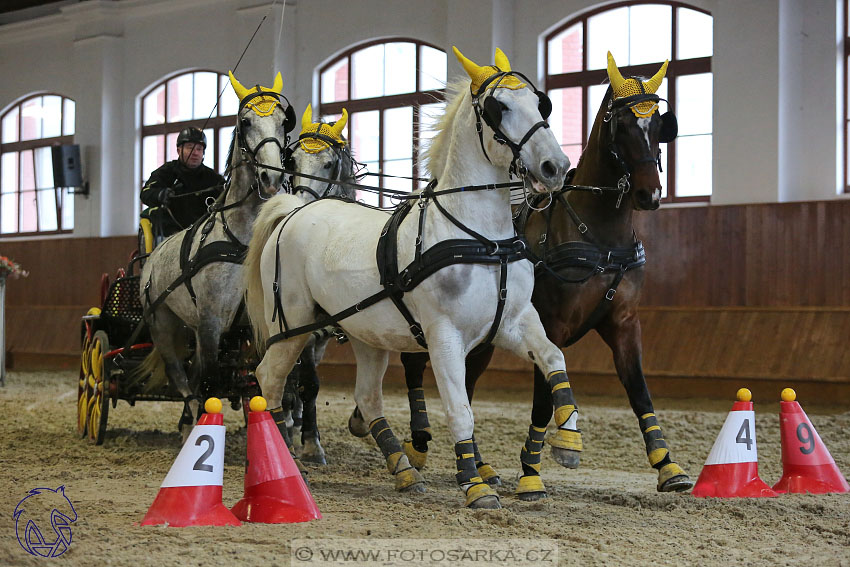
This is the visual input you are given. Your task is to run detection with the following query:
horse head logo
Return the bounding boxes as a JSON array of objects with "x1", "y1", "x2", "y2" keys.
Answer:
[{"x1": 14, "y1": 486, "x2": 77, "y2": 558}]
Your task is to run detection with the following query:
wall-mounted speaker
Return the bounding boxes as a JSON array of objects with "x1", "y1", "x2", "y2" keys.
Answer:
[{"x1": 51, "y1": 144, "x2": 83, "y2": 188}]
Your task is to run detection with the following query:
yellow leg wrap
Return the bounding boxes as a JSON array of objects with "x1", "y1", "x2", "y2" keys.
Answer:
[
  {"x1": 516, "y1": 474, "x2": 546, "y2": 496},
  {"x1": 658, "y1": 462, "x2": 687, "y2": 488},
  {"x1": 547, "y1": 428, "x2": 583, "y2": 451},
  {"x1": 554, "y1": 405, "x2": 576, "y2": 427},
  {"x1": 464, "y1": 482, "x2": 498, "y2": 507},
  {"x1": 648, "y1": 447, "x2": 669, "y2": 467},
  {"x1": 477, "y1": 463, "x2": 499, "y2": 483},
  {"x1": 386, "y1": 451, "x2": 405, "y2": 475},
  {"x1": 395, "y1": 466, "x2": 426, "y2": 491},
  {"x1": 403, "y1": 440, "x2": 428, "y2": 470}
]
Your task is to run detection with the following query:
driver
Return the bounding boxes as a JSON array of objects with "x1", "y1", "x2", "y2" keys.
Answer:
[{"x1": 140, "y1": 127, "x2": 225, "y2": 248}]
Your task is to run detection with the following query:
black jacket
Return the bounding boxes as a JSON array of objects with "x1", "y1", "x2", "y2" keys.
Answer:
[{"x1": 140, "y1": 160, "x2": 225, "y2": 229}]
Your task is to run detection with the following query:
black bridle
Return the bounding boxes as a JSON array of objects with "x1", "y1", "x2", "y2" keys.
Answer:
[
  {"x1": 288, "y1": 131, "x2": 353, "y2": 201},
  {"x1": 471, "y1": 70, "x2": 552, "y2": 179}
]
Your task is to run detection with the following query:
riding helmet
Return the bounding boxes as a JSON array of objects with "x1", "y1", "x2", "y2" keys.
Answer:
[{"x1": 176, "y1": 127, "x2": 207, "y2": 148}]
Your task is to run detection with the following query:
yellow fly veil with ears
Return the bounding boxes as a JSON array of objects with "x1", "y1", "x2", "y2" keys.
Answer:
[
  {"x1": 298, "y1": 104, "x2": 348, "y2": 153},
  {"x1": 606, "y1": 52, "x2": 668, "y2": 117},
  {"x1": 452, "y1": 46, "x2": 526, "y2": 94},
  {"x1": 228, "y1": 71, "x2": 284, "y2": 116}
]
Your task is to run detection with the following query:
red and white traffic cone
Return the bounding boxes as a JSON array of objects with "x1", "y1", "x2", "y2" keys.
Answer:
[
  {"x1": 772, "y1": 388, "x2": 849, "y2": 494},
  {"x1": 230, "y1": 396, "x2": 321, "y2": 523},
  {"x1": 141, "y1": 398, "x2": 241, "y2": 526},
  {"x1": 692, "y1": 388, "x2": 778, "y2": 498}
]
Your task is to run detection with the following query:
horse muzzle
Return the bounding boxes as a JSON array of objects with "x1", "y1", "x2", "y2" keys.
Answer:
[
  {"x1": 635, "y1": 187, "x2": 661, "y2": 210},
  {"x1": 526, "y1": 154, "x2": 570, "y2": 193}
]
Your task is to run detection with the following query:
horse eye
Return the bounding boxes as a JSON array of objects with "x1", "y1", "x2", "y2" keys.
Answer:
[
  {"x1": 241, "y1": 118, "x2": 250, "y2": 128},
  {"x1": 324, "y1": 161, "x2": 333, "y2": 169}
]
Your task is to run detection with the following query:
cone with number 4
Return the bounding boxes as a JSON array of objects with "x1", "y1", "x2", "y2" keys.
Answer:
[
  {"x1": 141, "y1": 398, "x2": 241, "y2": 526},
  {"x1": 692, "y1": 388, "x2": 778, "y2": 498},
  {"x1": 230, "y1": 396, "x2": 321, "y2": 523},
  {"x1": 772, "y1": 388, "x2": 849, "y2": 494}
]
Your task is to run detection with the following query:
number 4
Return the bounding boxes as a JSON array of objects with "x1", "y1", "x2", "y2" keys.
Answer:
[{"x1": 736, "y1": 419, "x2": 753, "y2": 450}]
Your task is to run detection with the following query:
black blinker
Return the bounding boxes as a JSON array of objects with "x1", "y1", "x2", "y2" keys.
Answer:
[
  {"x1": 537, "y1": 91, "x2": 552, "y2": 120},
  {"x1": 482, "y1": 96, "x2": 503, "y2": 129},
  {"x1": 659, "y1": 111, "x2": 678, "y2": 143}
]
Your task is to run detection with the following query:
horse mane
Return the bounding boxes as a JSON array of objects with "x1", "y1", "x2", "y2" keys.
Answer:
[
  {"x1": 422, "y1": 79, "x2": 470, "y2": 182},
  {"x1": 224, "y1": 126, "x2": 237, "y2": 181}
]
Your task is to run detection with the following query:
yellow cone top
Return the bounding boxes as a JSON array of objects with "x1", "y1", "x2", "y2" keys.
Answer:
[
  {"x1": 781, "y1": 388, "x2": 796, "y2": 402},
  {"x1": 205, "y1": 397, "x2": 223, "y2": 414},
  {"x1": 249, "y1": 396, "x2": 268, "y2": 412},
  {"x1": 736, "y1": 388, "x2": 752, "y2": 402}
]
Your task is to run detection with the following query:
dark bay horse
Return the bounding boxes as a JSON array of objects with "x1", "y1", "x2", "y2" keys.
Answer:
[{"x1": 389, "y1": 52, "x2": 692, "y2": 499}]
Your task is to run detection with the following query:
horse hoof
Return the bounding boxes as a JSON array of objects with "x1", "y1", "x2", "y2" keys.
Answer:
[
  {"x1": 301, "y1": 452, "x2": 327, "y2": 466},
  {"x1": 395, "y1": 467, "x2": 426, "y2": 493},
  {"x1": 468, "y1": 494, "x2": 501, "y2": 509},
  {"x1": 403, "y1": 440, "x2": 428, "y2": 470},
  {"x1": 517, "y1": 490, "x2": 548, "y2": 502},
  {"x1": 659, "y1": 475, "x2": 694, "y2": 493},
  {"x1": 348, "y1": 407, "x2": 370, "y2": 438},
  {"x1": 401, "y1": 481, "x2": 427, "y2": 494},
  {"x1": 464, "y1": 483, "x2": 500, "y2": 508},
  {"x1": 551, "y1": 446, "x2": 581, "y2": 469}
]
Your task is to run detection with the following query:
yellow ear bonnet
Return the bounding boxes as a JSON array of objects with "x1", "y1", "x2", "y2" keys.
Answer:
[
  {"x1": 606, "y1": 52, "x2": 668, "y2": 117},
  {"x1": 453, "y1": 46, "x2": 526, "y2": 94},
  {"x1": 228, "y1": 71, "x2": 284, "y2": 116},
  {"x1": 298, "y1": 105, "x2": 348, "y2": 153}
]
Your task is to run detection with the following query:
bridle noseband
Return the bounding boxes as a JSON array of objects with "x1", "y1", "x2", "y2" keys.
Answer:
[{"x1": 471, "y1": 70, "x2": 552, "y2": 179}]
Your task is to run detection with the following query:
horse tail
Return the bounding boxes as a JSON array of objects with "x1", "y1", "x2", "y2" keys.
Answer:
[
  {"x1": 125, "y1": 345, "x2": 187, "y2": 393},
  {"x1": 244, "y1": 194, "x2": 303, "y2": 356}
]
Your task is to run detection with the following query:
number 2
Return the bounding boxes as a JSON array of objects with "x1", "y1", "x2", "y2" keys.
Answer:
[
  {"x1": 797, "y1": 423, "x2": 816, "y2": 455},
  {"x1": 736, "y1": 419, "x2": 753, "y2": 450},
  {"x1": 193, "y1": 434, "x2": 215, "y2": 472}
]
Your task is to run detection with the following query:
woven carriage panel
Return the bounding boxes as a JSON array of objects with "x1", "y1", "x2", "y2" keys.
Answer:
[{"x1": 103, "y1": 275, "x2": 144, "y2": 324}]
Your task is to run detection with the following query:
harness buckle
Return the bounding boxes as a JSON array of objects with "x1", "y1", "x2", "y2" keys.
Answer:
[
  {"x1": 410, "y1": 323, "x2": 425, "y2": 340},
  {"x1": 539, "y1": 233, "x2": 547, "y2": 245},
  {"x1": 499, "y1": 288, "x2": 507, "y2": 301},
  {"x1": 578, "y1": 223, "x2": 588, "y2": 234},
  {"x1": 605, "y1": 288, "x2": 616, "y2": 301}
]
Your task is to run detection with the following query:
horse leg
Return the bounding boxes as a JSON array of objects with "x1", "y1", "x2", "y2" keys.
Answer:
[
  {"x1": 427, "y1": 329, "x2": 499, "y2": 509},
  {"x1": 149, "y1": 308, "x2": 198, "y2": 441},
  {"x1": 349, "y1": 337, "x2": 425, "y2": 494},
  {"x1": 255, "y1": 336, "x2": 311, "y2": 475},
  {"x1": 281, "y1": 365, "x2": 300, "y2": 453},
  {"x1": 399, "y1": 352, "x2": 431, "y2": 469},
  {"x1": 597, "y1": 316, "x2": 693, "y2": 492},
  {"x1": 496, "y1": 309, "x2": 579, "y2": 494},
  {"x1": 464, "y1": 346, "x2": 501, "y2": 488},
  {"x1": 194, "y1": 320, "x2": 223, "y2": 411},
  {"x1": 295, "y1": 341, "x2": 326, "y2": 465}
]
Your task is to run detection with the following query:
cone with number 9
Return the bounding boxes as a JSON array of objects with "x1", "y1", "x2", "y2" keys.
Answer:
[
  {"x1": 692, "y1": 388, "x2": 778, "y2": 498},
  {"x1": 772, "y1": 388, "x2": 849, "y2": 494},
  {"x1": 141, "y1": 398, "x2": 241, "y2": 526}
]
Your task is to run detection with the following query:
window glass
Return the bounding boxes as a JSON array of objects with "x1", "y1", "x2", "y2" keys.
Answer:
[
  {"x1": 676, "y1": 73, "x2": 712, "y2": 135},
  {"x1": 676, "y1": 134, "x2": 711, "y2": 196},
  {"x1": 21, "y1": 98, "x2": 42, "y2": 141},
  {"x1": 193, "y1": 72, "x2": 218, "y2": 120},
  {"x1": 142, "y1": 135, "x2": 163, "y2": 182},
  {"x1": 203, "y1": 127, "x2": 215, "y2": 169},
  {"x1": 1, "y1": 153, "x2": 17, "y2": 193},
  {"x1": 34, "y1": 147, "x2": 53, "y2": 189},
  {"x1": 167, "y1": 74, "x2": 193, "y2": 122},
  {"x1": 144, "y1": 84, "x2": 165, "y2": 125},
  {"x1": 20, "y1": 150, "x2": 34, "y2": 191},
  {"x1": 1, "y1": 193, "x2": 17, "y2": 233},
  {"x1": 352, "y1": 45, "x2": 385, "y2": 99},
  {"x1": 37, "y1": 188, "x2": 57, "y2": 231},
  {"x1": 63, "y1": 99, "x2": 75, "y2": 135},
  {"x1": 219, "y1": 75, "x2": 239, "y2": 116},
  {"x1": 420, "y1": 46, "x2": 447, "y2": 91},
  {"x1": 351, "y1": 110, "x2": 380, "y2": 164},
  {"x1": 321, "y1": 59, "x2": 349, "y2": 104},
  {"x1": 219, "y1": 129, "x2": 231, "y2": 174},
  {"x1": 42, "y1": 96, "x2": 63, "y2": 138},
  {"x1": 384, "y1": 42, "x2": 416, "y2": 96},
  {"x1": 549, "y1": 88, "x2": 583, "y2": 169},
  {"x1": 629, "y1": 5, "x2": 672, "y2": 64},
  {"x1": 61, "y1": 189, "x2": 73, "y2": 230},
  {"x1": 383, "y1": 107, "x2": 412, "y2": 162},
  {"x1": 20, "y1": 190, "x2": 37, "y2": 232},
  {"x1": 2, "y1": 107, "x2": 18, "y2": 143},
  {"x1": 588, "y1": 7, "x2": 628, "y2": 69},
  {"x1": 166, "y1": 132, "x2": 179, "y2": 162},
  {"x1": 548, "y1": 23, "x2": 583, "y2": 75},
  {"x1": 678, "y1": 8, "x2": 713, "y2": 59}
]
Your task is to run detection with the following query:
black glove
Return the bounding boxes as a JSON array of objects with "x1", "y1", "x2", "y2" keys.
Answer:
[{"x1": 160, "y1": 187, "x2": 175, "y2": 207}]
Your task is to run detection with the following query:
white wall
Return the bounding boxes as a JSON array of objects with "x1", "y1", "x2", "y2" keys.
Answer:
[{"x1": 0, "y1": 0, "x2": 844, "y2": 236}]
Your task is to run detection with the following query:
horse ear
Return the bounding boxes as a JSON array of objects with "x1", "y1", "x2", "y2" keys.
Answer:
[
  {"x1": 302, "y1": 104, "x2": 313, "y2": 132},
  {"x1": 606, "y1": 52, "x2": 626, "y2": 94},
  {"x1": 453, "y1": 46, "x2": 486, "y2": 87},
  {"x1": 494, "y1": 48, "x2": 512, "y2": 72},
  {"x1": 229, "y1": 71, "x2": 249, "y2": 101},
  {"x1": 332, "y1": 108, "x2": 348, "y2": 137},
  {"x1": 643, "y1": 60, "x2": 669, "y2": 94},
  {"x1": 271, "y1": 72, "x2": 283, "y2": 94}
]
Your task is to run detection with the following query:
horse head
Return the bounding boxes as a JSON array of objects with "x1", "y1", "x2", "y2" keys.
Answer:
[
  {"x1": 288, "y1": 104, "x2": 356, "y2": 202},
  {"x1": 228, "y1": 71, "x2": 296, "y2": 199},
  {"x1": 454, "y1": 47, "x2": 569, "y2": 193},
  {"x1": 597, "y1": 52, "x2": 678, "y2": 211}
]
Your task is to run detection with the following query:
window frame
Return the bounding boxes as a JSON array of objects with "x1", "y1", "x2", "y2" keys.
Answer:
[
  {"x1": 0, "y1": 93, "x2": 75, "y2": 236},
  {"x1": 544, "y1": 0, "x2": 712, "y2": 203},
  {"x1": 318, "y1": 38, "x2": 446, "y2": 206},
  {"x1": 844, "y1": 0, "x2": 849, "y2": 193},
  {"x1": 139, "y1": 69, "x2": 236, "y2": 187}
]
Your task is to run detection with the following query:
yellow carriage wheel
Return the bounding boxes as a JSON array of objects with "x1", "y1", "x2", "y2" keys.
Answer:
[
  {"x1": 77, "y1": 331, "x2": 93, "y2": 437},
  {"x1": 87, "y1": 331, "x2": 111, "y2": 445}
]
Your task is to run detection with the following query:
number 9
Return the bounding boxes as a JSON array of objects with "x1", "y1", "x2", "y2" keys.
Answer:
[{"x1": 796, "y1": 423, "x2": 815, "y2": 455}]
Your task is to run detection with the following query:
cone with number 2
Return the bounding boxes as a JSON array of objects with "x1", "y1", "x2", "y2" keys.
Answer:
[
  {"x1": 772, "y1": 388, "x2": 849, "y2": 494},
  {"x1": 692, "y1": 388, "x2": 777, "y2": 498},
  {"x1": 141, "y1": 398, "x2": 241, "y2": 526}
]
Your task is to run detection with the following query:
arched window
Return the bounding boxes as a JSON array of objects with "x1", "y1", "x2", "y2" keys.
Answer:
[
  {"x1": 545, "y1": 2, "x2": 712, "y2": 202},
  {"x1": 0, "y1": 94, "x2": 75, "y2": 235},
  {"x1": 140, "y1": 70, "x2": 238, "y2": 186},
  {"x1": 318, "y1": 39, "x2": 447, "y2": 206}
]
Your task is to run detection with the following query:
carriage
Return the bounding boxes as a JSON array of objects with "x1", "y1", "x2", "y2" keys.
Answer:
[{"x1": 76, "y1": 248, "x2": 260, "y2": 445}]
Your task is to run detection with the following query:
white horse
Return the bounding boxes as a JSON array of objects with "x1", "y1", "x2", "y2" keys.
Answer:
[
  {"x1": 243, "y1": 47, "x2": 572, "y2": 509},
  {"x1": 137, "y1": 71, "x2": 293, "y2": 436}
]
